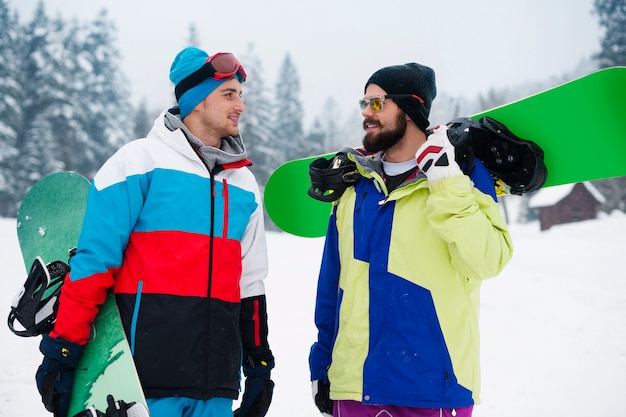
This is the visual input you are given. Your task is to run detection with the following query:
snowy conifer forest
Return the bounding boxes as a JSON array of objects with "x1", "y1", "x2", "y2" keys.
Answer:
[{"x1": 2, "y1": 0, "x2": 625, "y2": 221}]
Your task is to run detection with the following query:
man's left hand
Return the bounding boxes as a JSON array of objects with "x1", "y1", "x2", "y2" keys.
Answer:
[{"x1": 234, "y1": 353, "x2": 275, "y2": 417}]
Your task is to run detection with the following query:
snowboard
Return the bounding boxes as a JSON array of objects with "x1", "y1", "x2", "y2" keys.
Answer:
[
  {"x1": 264, "y1": 66, "x2": 626, "y2": 238},
  {"x1": 15, "y1": 171, "x2": 148, "y2": 416}
]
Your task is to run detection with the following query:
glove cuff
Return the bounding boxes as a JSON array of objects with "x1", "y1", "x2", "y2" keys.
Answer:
[
  {"x1": 39, "y1": 334, "x2": 85, "y2": 368},
  {"x1": 243, "y1": 349, "x2": 275, "y2": 378}
]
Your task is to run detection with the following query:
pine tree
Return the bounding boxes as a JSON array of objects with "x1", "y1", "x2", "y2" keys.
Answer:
[
  {"x1": 239, "y1": 44, "x2": 277, "y2": 185},
  {"x1": 319, "y1": 97, "x2": 340, "y2": 152},
  {"x1": 592, "y1": 0, "x2": 626, "y2": 213},
  {"x1": 272, "y1": 53, "x2": 305, "y2": 162},
  {"x1": 0, "y1": 0, "x2": 22, "y2": 215},
  {"x1": 13, "y1": 2, "x2": 68, "y2": 200},
  {"x1": 73, "y1": 9, "x2": 134, "y2": 175},
  {"x1": 594, "y1": 0, "x2": 626, "y2": 68},
  {"x1": 302, "y1": 118, "x2": 326, "y2": 157},
  {"x1": 45, "y1": 15, "x2": 93, "y2": 176},
  {"x1": 133, "y1": 98, "x2": 154, "y2": 139},
  {"x1": 0, "y1": 2, "x2": 135, "y2": 216},
  {"x1": 186, "y1": 23, "x2": 201, "y2": 47},
  {"x1": 339, "y1": 109, "x2": 365, "y2": 149}
]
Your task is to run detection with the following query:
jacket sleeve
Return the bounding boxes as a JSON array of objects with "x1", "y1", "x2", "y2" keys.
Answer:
[
  {"x1": 240, "y1": 295, "x2": 274, "y2": 368},
  {"x1": 309, "y1": 205, "x2": 341, "y2": 381},
  {"x1": 239, "y1": 178, "x2": 269, "y2": 299},
  {"x1": 427, "y1": 174, "x2": 514, "y2": 280},
  {"x1": 51, "y1": 152, "x2": 147, "y2": 345}
]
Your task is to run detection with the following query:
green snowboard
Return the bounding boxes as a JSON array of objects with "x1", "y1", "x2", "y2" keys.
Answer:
[
  {"x1": 265, "y1": 66, "x2": 626, "y2": 238},
  {"x1": 15, "y1": 171, "x2": 148, "y2": 416}
]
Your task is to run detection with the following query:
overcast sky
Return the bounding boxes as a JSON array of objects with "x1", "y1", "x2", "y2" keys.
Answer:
[{"x1": 13, "y1": 0, "x2": 602, "y2": 127}]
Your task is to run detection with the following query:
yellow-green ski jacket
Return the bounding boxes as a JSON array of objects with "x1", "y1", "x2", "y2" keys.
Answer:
[{"x1": 310, "y1": 150, "x2": 513, "y2": 409}]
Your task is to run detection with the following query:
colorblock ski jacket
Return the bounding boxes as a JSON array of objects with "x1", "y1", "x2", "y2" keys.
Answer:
[
  {"x1": 309, "y1": 150, "x2": 513, "y2": 409},
  {"x1": 52, "y1": 108, "x2": 269, "y2": 401}
]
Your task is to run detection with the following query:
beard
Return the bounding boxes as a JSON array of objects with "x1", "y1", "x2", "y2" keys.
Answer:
[{"x1": 362, "y1": 111, "x2": 408, "y2": 153}]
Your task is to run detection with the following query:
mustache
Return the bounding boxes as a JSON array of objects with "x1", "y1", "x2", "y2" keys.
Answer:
[{"x1": 362, "y1": 118, "x2": 379, "y2": 130}]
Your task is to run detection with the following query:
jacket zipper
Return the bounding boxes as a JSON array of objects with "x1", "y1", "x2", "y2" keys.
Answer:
[
  {"x1": 253, "y1": 299, "x2": 260, "y2": 346},
  {"x1": 201, "y1": 172, "x2": 231, "y2": 397},
  {"x1": 196, "y1": 156, "x2": 233, "y2": 398},
  {"x1": 202, "y1": 168, "x2": 216, "y2": 398},
  {"x1": 222, "y1": 179, "x2": 229, "y2": 238}
]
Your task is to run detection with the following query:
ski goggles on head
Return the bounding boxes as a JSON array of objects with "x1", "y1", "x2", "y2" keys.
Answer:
[
  {"x1": 359, "y1": 94, "x2": 424, "y2": 112},
  {"x1": 175, "y1": 52, "x2": 247, "y2": 101}
]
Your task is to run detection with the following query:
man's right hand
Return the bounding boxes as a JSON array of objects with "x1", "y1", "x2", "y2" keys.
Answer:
[
  {"x1": 311, "y1": 380, "x2": 333, "y2": 417},
  {"x1": 416, "y1": 125, "x2": 463, "y2": 182},
  {"x1": 36, "y1": 334, "x2": 85, "y2": 417}
]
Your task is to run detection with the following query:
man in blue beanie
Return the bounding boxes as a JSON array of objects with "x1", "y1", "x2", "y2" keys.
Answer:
[
  {"x1": 309, "y1": 63, "x2": 513, "y2": 417},
  {"x1": 35, "y1": 47, "x2": 274, "y2": 417}
]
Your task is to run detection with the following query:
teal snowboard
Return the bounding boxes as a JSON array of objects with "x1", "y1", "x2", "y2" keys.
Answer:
[
  {"x1": 265, "y1": 66, "x2": 626, "y2": 238},
  {"x1": 15, "y1": 171, "x2": 148, "y2": 416}
]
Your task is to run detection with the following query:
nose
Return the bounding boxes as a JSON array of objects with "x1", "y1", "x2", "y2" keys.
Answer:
[
  {"x1": 236, "y1": 96, "x2": 245, "y2": 113},
  {"x1": 361, "y1": 107, "x2": 375, "y2": 118},
  {"x1": 361, "y1": 102, "x2": 374, "y2": 117}
]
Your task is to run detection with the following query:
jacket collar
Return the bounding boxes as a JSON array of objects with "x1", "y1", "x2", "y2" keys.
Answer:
[{"x1": 148, "y1": 107, "x2": 250, "y2": 172}]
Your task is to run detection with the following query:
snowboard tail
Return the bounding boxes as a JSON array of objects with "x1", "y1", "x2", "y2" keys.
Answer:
[{"x1": 264, "y1": 67, "x2": 626, "y2": 238}]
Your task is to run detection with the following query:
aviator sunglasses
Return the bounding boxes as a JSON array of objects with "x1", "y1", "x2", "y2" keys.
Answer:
[
  {"x1": 175, "y1": 52, "x2": 247, "y2": 101},
  {"x1": 359, "y1": 94, "x2": 425, "y2": 112}
]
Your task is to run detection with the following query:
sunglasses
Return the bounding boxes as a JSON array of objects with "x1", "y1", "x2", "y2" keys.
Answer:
[
  {"x1": 359, "y1": 94, "x2": 425, "y2": 112},
  {"x1": 175, "y1": 52, "x2": 247, "y2": 101}
]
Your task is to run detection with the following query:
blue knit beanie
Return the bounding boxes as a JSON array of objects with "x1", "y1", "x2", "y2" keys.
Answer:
[{"x1": 170, "y1": 47, "x2": 227, "y2": 119}]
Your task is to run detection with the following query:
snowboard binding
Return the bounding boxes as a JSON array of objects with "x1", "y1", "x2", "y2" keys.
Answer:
[
  {"x1": 8, "y1": 247, "x2": 76, "y2": 337},
  {"x1": 446, "y1": 116, "x2": 547, "y2": 195},
  {"x1": 7, "y1": 256, "x2": 70, "y2": 337},
  {"x1": 308, "y1": 152, "x2": 361, "y2": 202}
]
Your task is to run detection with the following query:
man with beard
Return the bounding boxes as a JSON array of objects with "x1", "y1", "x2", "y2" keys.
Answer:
[{"x1": 309, "y1": 63, "x2": 513, "y2": 417}]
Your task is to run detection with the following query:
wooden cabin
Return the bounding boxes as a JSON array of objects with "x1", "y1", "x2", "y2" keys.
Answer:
[{"x1": 528, "y1": 182, "x2": 605, "y2": 231}]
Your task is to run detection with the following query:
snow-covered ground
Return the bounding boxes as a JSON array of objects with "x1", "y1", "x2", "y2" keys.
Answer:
[{"x1": 1, "y1": 201, "x2": 625, "y2": 417}]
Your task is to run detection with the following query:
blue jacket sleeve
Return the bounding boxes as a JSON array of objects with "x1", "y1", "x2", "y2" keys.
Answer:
[
  {"x1": 469, "y1": 159, "x2": 497, "y2": 201},
  {"x1": 309, "y1": 205, "x2": 341, "y2": 382}
]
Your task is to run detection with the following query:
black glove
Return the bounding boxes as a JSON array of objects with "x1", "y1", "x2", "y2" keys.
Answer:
[
  {"x1": 105, "y1": 394, "x2": 150, "y2": 417},
  {"x1": 234, "y1": 351, "x2": 275, "y2": 417},
  {"x1": 36, "y1": 334, "x2": 85, "y2": 417},
  {"x1": 312, "y1": 379, "x2": 333, "y2": 416}
]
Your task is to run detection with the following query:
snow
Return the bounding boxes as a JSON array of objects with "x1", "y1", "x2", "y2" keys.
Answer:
[{"x1": 1, "y1": 206, "x2": 626, "y2": 417}]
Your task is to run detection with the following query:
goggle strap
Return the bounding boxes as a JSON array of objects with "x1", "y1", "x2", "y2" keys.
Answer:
[{"x1": 174, "y1": 62, "x2": 216, "y2": 101}]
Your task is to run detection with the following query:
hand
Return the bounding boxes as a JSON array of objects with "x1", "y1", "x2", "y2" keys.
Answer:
[
  {"x1": 416, "y1": 125, "x2": 463, "y2": 181},
  {"x1": 104, "y1": 394, "x2": 150, "y2": 417},
  {"x1": 36, "y1": 334, "x2": 85, "y2": 417},
  {"x1": 311, "y1": 380, "x2": 333, "y2": 417},
  {"x1": 234, "y1": 355, "x2": 275, "y2": 417},
  {"x1": 70, "y1": 395, "x2": 150, "y2": 417}
]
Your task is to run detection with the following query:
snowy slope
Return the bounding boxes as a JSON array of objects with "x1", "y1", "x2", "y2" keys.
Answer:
[{"x1": 1, "y1": 210, "x2": 625, "y2": 417}]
